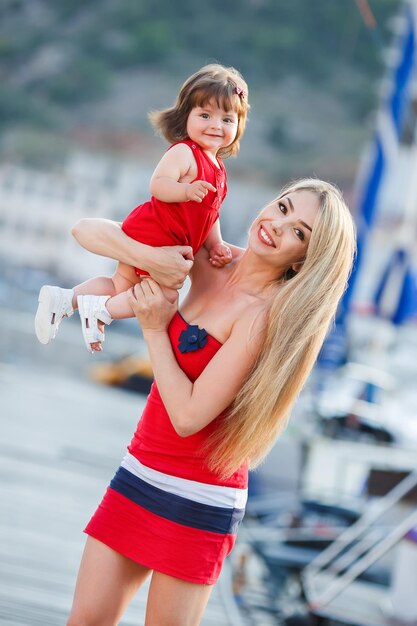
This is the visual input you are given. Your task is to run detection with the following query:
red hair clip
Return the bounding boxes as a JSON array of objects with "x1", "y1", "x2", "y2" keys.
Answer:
[{"x1": 235, "y1": 85, "x2": 247, "y2": 99}]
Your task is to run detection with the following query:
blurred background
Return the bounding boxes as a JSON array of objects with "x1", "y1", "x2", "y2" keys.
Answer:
[{"x1": 2, "y1": 1, "x2": 417, "y2": 625}]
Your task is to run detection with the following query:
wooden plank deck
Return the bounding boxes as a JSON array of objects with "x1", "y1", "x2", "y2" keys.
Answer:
[{"x1": 0, "y1": 359, "x2": 243, "y2": 626}]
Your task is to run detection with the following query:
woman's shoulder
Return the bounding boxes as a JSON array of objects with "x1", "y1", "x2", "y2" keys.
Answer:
[{"x1": 231, "y1": 299, "x2": 268, "y2": 351}]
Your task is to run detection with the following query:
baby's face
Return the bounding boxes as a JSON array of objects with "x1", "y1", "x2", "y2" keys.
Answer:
[{"x1": 186, "y1": 99, "x2": 238, "y2": 154}]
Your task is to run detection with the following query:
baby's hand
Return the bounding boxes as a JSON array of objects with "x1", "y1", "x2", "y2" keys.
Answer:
[
  {"x1": 209, "y1": 242, "x2": 233, "y2": 268},
  {"x1": 185, "y1": 180, "x2": 216, "y2": 203}
]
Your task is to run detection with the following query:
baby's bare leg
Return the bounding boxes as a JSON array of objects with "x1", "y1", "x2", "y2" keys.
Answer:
[
  {"x1": 77, "y1": 264, "x2": 178, "y2": 351},
  {"x1": 105, "y1": 285, "x2": 177, "y2": 319},
  {"x1": 73, "y1": 262, "x2": 138, "y2": 313},
  {"x1": 77, "y1": 263, "x2": 139, "y2": 352},
  {"x1": 104, "y1": 263, "x2": 139, "y2": 320},
  {"x1": 104, "y1": 291, "x2": 135, "y2": 320},
  {"x1": 103, "y1": 267, "x2": 178, "y2": 318}
]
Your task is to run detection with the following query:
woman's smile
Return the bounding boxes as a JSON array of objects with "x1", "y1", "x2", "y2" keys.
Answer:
[{"x1": 258, "y1": 225, "x2": 276, "y2": 247}]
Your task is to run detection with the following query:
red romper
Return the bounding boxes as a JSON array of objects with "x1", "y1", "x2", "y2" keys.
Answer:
[
  {"x1": 85, "y1": 311, "x2": 248, "y2": 584},
  {"x1": 121, "y1": 139, "x2": 228, "y2": 274}
]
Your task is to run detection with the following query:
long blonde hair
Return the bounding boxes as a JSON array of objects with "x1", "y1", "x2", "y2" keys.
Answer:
[{"x1": 206, "y1": 178, "x2": 356, "y2": 478}]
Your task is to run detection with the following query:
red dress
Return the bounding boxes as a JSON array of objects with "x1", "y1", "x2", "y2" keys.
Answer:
[
  {"x1": 85, "y1": 311, "x2": 248, "y2": 584},
  {"x1": 121, "y1": 140, "x2": 228, "y2": 275}
]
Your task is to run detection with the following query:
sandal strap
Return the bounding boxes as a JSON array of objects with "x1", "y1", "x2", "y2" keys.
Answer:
[{"x1": 77, "y1": 295, "x2": 113, "y2": 352}]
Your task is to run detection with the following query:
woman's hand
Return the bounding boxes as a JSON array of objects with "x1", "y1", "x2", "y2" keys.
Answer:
[
  {"x1": 72, "y1": 218, "x2": 193, "y2": 290},
  {"x1": 146, "y1": 245, "x2": 194, "y2": 290},
  {"x1": 128, "y1": 278, "x2": 178, "y2": 334}
]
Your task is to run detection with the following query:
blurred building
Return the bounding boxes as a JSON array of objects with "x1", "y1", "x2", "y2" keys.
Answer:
[{"x1": 0, "y1": 153, "x2": 151, "y2": 284}]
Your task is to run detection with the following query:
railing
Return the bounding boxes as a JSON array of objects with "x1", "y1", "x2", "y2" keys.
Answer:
[{"x1": 302, "y1": 471, "x2": 417, "y2": 610}]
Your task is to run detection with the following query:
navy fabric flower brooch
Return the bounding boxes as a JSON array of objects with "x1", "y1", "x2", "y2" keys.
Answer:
[{"x1": 178, "y1": 324, "x2": 208, "y2": 353}]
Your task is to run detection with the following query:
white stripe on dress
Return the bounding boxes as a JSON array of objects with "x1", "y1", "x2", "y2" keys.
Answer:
[{"x1": 120, "y1": 452, "x2": 248, "y2": 510}]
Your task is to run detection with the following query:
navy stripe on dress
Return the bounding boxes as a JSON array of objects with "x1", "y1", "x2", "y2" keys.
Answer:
[{"x1": 110, "y1": 467, "x2": 244, "y2": 535}]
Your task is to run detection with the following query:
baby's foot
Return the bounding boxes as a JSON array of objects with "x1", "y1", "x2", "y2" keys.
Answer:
[
  {"x1": 77, "y1": 295, "x2": 113, "y2": 354},
  {"x1": 90, "y1": 320, "x2": 105, "y2": 352},
  {"x1": 35, "y1": 286, "x2": 74, "y2": 344}
]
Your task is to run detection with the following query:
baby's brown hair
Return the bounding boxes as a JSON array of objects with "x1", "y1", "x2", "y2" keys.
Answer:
[{"x1": 149, "y1": 64, "x2": 249, "y2": 158}]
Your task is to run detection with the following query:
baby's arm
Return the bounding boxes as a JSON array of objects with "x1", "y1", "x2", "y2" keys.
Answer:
[
  {"x1": 150, "y1": 143, "x2": 216, "y2": 203},
  {"x1": 205, "y1": 220, "x2": 232, "y2": 268}
]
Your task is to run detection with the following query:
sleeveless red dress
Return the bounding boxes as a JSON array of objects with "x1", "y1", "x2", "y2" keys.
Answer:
[
  {"x1": 121, "y1": 139, "x2": 227, "y2": 275},
  {"x1": 85, "y1": 311, "x2": 248, "y2": 584}
]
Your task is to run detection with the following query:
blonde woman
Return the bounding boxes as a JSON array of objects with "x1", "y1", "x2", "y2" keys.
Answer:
[{"x1": 67, "y1": 178, "x2": 355, "y2": 626}]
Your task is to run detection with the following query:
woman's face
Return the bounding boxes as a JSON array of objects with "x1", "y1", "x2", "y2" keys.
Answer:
[{"x1": 248, "y1": 190, "x2": 320, "y2": 270}]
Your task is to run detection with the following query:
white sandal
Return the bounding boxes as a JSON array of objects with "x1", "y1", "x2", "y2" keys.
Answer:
[
  {"x1": 77, "y1": 295, "x2": 113, "y2": 353},
  {"x1": 35, "y1": 285, "x2": 74, "y2": 344}
]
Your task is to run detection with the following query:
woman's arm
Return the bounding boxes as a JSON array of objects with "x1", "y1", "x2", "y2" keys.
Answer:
[
  {"x1": 71, "y1": 218, "x2": 193, "y2": 289},
  {"x1": 128, "y1": 279, "x2": 264, "y2": 437}
]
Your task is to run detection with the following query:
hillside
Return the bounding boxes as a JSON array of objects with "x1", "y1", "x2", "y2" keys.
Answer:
[{"x1": 0, "y1": 0, "x2": 401, "y2": 186}]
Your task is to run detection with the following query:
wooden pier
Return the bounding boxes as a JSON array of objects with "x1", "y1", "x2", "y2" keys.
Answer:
[{"x1": 0, "y1": 358, "x2": 243, "y2": 625}]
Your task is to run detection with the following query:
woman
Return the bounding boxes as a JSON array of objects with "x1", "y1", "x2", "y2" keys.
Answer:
[{"x1": 67, "y1": 178, "x2": 355, "y2": 626}]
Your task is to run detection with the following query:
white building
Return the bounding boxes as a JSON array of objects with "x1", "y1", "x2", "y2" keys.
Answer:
[
  {"x1": 0, "y1": 149, "x2": 275, "y2": 294},
  {"x1": 0, "y1": 153, "x2": 152, "y2": 284}
]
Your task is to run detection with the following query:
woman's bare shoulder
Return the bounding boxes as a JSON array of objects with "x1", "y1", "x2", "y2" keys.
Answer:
[{"x1": 229, "y1": 300, "x2": 269, "y2": 359}]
